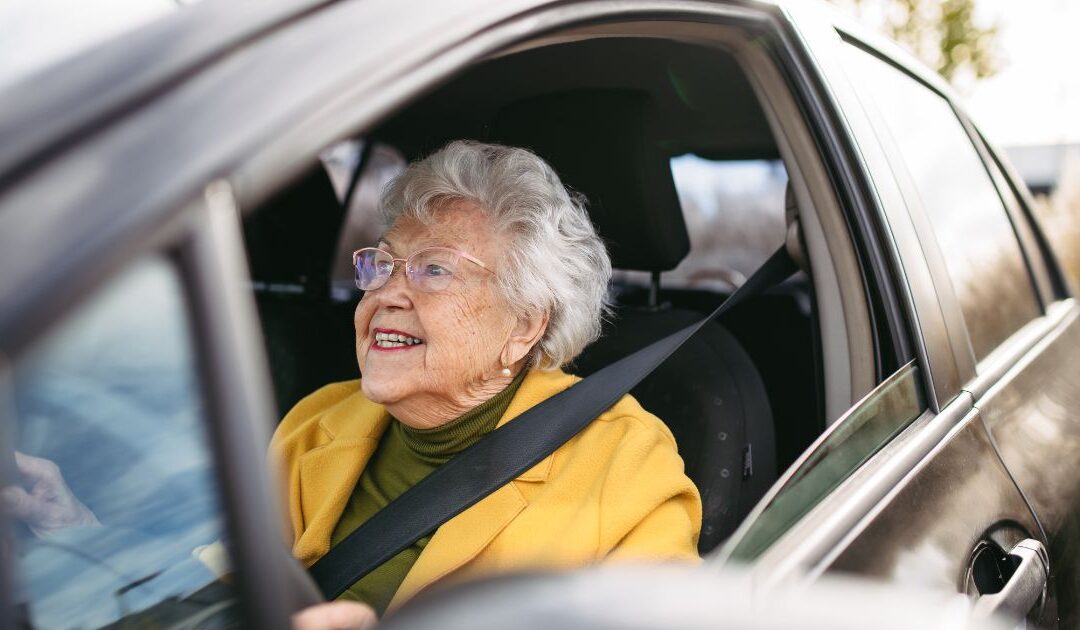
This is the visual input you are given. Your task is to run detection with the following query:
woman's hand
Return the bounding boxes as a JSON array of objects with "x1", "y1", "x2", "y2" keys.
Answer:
[
  {"x1": 1, "y1": 451, "x2": 99, "y2": 536},
  {"x1": 292, "y1": 601, "x2": 378, "y2": 630}
]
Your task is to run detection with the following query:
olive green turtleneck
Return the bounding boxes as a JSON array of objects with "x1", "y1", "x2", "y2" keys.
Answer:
[{"x1": 330, "y1": 369, "x2": 527, "y2": 614}]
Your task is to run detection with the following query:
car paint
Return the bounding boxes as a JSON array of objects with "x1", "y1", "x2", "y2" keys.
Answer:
[{"x1": 747, "y1": 3, "x2": 1079, "y2": 626}]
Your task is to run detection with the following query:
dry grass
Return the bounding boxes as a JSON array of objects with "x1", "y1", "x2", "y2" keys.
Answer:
[{"x1": 1031, "y1": 149, "x2": 1080, "y2": 294}]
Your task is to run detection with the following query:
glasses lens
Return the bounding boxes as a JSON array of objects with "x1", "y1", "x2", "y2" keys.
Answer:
[
  {"x1": 355, "y1": 249, "x2": 393, "y2": 290},
  {"x1": 408, "y1": 249, "x2": 459, "y2": 292}
]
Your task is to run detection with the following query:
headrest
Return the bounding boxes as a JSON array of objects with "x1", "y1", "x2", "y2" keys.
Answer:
[
  {"x1": 493, "y1": 90, "x2": 689, "y2": 272},
  {"x1": 243, "y1": 166, "x2": 345, "y2": 300}
]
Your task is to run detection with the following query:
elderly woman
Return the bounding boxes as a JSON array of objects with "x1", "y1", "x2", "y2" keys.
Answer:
[{"x1": 277, "y1": 140, "x2": 701, "y2": 626}]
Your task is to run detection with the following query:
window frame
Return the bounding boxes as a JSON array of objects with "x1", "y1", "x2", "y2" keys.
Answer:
[{"x1": 971, "y1": 124, "x2": 1074, "y2": 302}]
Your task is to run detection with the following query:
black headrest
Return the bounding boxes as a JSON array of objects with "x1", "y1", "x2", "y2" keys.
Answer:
[
  {"x1": 243, "y1": 166, "x2": 345, "y2": 300},
  {"x1": 493, "y1": 90, "x2": 689, "y2": 272}
]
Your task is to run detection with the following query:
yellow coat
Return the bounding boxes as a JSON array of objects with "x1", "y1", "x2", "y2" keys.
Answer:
[{"x1": 270, "y1": 368, "x2": 701, "y2": 611}]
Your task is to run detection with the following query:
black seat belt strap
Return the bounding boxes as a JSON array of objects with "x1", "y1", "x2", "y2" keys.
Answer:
[{"x1": 309, "y1": 246, "x2": 797, "y2": 600}]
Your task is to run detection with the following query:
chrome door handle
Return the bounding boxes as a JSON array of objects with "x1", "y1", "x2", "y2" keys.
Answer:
[{"x1": 972, "y1": 539, "x2": 1048, "y2": 622}]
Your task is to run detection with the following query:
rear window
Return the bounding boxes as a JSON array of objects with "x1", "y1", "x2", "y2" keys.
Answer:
[
  {"x1": 616, "y1": 157, "x2": 788, "y2": 288},
  {"x1": 842, "y1": 44, "x2": 1042, "y2": 360}
]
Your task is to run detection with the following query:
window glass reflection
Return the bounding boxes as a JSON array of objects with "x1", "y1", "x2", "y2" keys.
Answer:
[
  {"x1": 4, "y1": 258, "x2": 237, "y2": 628},
  {"x1": 726, "y1": 363, "x2": 924, "y2": 561},
  {"x1": 842, "y1": 44, "x2": 1040, "y2": 360}
]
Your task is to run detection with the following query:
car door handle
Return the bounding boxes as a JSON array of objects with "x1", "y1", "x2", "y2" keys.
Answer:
[{"x1": 972, "y1": 538, "x2": 1048, "y2": 622}]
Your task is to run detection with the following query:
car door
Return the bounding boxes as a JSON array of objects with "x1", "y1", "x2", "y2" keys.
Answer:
[
  {"x1": 961, "y1": 136, "x2": 1080, "y2": 627},
  {"x1": 718, "y1": 5, "x2": 1060, "y2": 627}
]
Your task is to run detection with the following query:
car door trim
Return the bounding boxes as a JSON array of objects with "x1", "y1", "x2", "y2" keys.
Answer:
[
  {"x1": 742, "y1": 390, "x2": 975, "y2": 585},
  {"x1": 792, "y1": 12, "x2": 957, "y2": 410},
  {"x1": 835, "y1": 31, "x2": 981, "y2": 387},
  {"x1": 966, "y1": 298, "x2": 1079, "y2": 403}
]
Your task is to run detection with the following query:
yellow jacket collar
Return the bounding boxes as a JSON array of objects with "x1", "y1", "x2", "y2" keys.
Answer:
[{"x1": 313, "y1": 368, "x2": 580, "y2": 482}]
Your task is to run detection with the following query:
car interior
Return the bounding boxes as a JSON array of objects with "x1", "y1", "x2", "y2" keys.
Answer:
[{"x1": 242, "y1": 25, "x2": 878, "y2": 555}]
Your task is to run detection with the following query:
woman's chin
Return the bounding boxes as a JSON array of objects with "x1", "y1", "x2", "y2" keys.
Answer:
[{"x1": 360, "y1": 375, "x2": 416, "y2": 406}]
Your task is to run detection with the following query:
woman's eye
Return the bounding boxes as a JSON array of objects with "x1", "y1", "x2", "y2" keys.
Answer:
[{"x1": 424, "y1": 264, "x2": 451, "y2": 276}]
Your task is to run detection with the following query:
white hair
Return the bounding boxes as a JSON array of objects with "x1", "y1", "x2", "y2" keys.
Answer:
[{"x1": 380, "y1": 140, "x2": 612, "y2": 370}]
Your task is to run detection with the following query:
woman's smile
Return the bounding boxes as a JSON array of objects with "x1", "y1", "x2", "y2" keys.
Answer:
[{"x1": 370, "y1": 327, "x2": 425, "y2": 351}]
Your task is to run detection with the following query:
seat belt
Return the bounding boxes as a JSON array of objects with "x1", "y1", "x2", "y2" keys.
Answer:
[{"x1": 309, "y1": 246, "x2": 797, "y2": 600}]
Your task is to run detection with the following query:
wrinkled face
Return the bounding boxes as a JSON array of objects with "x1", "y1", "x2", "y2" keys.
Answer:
[{"x1": 354, "y1": 200, "x2": 517, "y2": 410}]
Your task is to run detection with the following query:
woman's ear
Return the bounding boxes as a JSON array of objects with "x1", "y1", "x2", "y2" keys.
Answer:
[{"x1": 503, "y1": 310, "x2": 549, "y2": 367}]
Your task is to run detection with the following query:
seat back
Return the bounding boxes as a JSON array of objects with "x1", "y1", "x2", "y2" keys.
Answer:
[
  {"x1": 573, "y1": 307, "x2": 776, "y2": 552},
  {"x1": 243, "y1": 166, "x2": 359, "y2": 415},
  {"x1": 496, "y1": 89, "x2": 777, "y2": 552}
]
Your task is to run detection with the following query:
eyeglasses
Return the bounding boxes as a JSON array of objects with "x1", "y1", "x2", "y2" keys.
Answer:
[{"x1": 352, "y1": 246, "x2": 491, "y2": 292}]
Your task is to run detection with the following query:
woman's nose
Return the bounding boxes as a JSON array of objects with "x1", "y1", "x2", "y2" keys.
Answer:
[{"x1": 373, "y1": 265, "x2": 413, "y2": 308}]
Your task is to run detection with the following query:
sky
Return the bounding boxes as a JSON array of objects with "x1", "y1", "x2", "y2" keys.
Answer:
[
  {"x1": 958, "y1": 0, "x2": 1080, "y2": 147},
  {"x1": 1, "y1": 0, "x2": 1077, "y2": 148}
]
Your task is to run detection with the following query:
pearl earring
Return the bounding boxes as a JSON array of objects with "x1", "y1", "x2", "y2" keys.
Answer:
[{"x1": 501, "y1": 367, "x2": 512, "y2": 377}]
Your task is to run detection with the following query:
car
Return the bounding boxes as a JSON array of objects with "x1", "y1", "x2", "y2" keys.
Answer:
[{"x1": 1, "y1": 0, "x2": 1077, "y2": 627}]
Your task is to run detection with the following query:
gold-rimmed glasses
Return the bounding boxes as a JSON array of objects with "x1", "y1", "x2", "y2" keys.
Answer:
[{"x1": 352, "y1": 246, "x2": 491, "y2": 292}]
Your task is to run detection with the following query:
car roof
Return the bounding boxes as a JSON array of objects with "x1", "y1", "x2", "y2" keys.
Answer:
[
  {"x1": 0, "y1": 0, "x2": 327, "y2": 187},
  {"x1": 0, "y1": 0, "x2": 811, "y2": 191}
]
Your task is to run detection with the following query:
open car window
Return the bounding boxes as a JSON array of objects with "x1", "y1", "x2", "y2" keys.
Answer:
[{"x1": 5, "y1": 257, "x2": 237, "y2": 627}]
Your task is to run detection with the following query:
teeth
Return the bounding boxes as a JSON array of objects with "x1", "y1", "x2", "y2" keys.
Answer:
[{"x1": 374, "y1": 331, "x2": 423, "y2": 347}]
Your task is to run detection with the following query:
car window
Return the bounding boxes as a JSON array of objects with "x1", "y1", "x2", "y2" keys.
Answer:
[
  {"x1": 723, "y1": 362, "x2": 924, "y2": 561},
  {"x1": 614, "y1": 156, "x2": 788, "y2": 290},
  {"x1": 668, "y1": 156, "x2": 788, "y2": 289},
  {"x1": 841, "y1": 43, "x2": 1041, "y2": 361},
  {"x1": 4, "y1": 257, "x2": 237, "y2": 628}
]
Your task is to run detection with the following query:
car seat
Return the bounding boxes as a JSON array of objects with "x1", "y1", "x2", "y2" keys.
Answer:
[
  {"x1": 494, "y1": 89, "x2": 778, "y2": 553},
  {"x1": 243, "y1": 167, "x2": 359, "y2": 416}
]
